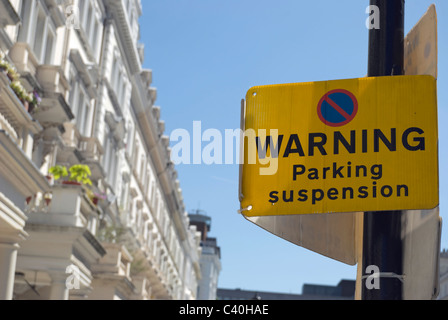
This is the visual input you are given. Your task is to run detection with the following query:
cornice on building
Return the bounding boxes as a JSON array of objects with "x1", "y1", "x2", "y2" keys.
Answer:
[
  {"x1": 129, "y1": 72, "x2": 189, "y2": 238},
  {"x1": 103, "y1": 0, "x2": 142, "y2": 75}
]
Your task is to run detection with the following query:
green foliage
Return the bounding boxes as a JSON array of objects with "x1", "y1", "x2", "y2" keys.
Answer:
[
  {"x1": 0, "y1": 59, "x2": 9, "y2": 71},
  {"x1": 69, "y1": 164, "x2": 92, "y2": 186},
  {"x1": 49, "y1": 165, "x2": 68, "y2": 180},
  {"x1": 0, "y1": 52, "x2": 39, "y2": 108},
  {"x1": 49, "y1": 164, "x2": 92, "y2": 186},
  {"x1": 10, "y1": 80, "x2": 27, "y2": 100}
]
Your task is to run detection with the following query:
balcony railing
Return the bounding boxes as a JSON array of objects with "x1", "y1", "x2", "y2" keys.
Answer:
[
  {"x1": 91, "y1": 243, "x2": 132, "y2": 279},
  {"x1": 79, "y1": 136, "x2": 105, "y2": 181},
  {"x1": 9, "y1": 43, "x2": 39, "y2": 88},
  {"x1": 0, "y1": 71, "x2": 41, "y2": 136},
  {"x1": 62, "y1": 122, "x2": 81, "y2": 149},
  {"x1": 79, "y1": 137, "x2": 103, "y2": 163},
  {"x1": 32, "y1": 65, "x2": 74, "y2": 128},
  {"x1": 0, "y1": 111, "x2": 18, "y2": 143}
]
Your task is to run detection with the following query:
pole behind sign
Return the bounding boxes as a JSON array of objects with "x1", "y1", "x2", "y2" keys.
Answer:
[{"x1": 361, "y1": 0, "x2": 406, "y2": 300}]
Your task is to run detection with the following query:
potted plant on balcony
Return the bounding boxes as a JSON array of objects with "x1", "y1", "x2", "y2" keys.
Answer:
[
  {"x1": 28, "y1": 90, "x2": 41, "y2": 113},
  {"x1": 68, "y1": 164, "x2": 93, "y2": 186},
  {"x1": 0, "y1": 58, "x2": 8, "y2": 74},
  {"x1": 0, "y1": 54, "x2": 18, "y2": 82},
  {"x1": 49, "y1": 165, "x2": 69, "y2": 181},
  {"x1": 92, "y1": 191, "x2": 107, "y2": 205},
  {"x1": 49, "y1": 164, "x2": 92, "y2": 186},
  {"x1": 24, "y1": 92, "x2": 34, "y2": 111},
  {"x1": 1, "y1": 53, "x2": 39, "y2": 113},
  {"x1": 10, "y1": 80, "x2": 30, "y2": 110},
  {"x1": 3, "y1": 64, "x2": 18, "y2": 83}
]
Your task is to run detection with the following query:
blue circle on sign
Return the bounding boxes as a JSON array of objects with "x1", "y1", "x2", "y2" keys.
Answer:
[{"x1": 317, "y1": 89, "x2": 358, "y2": 127}]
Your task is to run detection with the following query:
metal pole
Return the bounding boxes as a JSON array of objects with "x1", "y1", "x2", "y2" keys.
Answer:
[{"x1": 361, "y1": 0, "x2": 405, "y2": 300}]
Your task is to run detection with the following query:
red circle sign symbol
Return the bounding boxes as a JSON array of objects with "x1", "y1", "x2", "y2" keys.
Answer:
[{"x1": 317, "y1": 89, "x2": 358, "y2": 127}]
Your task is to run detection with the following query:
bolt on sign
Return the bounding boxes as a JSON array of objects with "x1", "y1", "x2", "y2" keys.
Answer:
[{"x1": 239, "y1": 75, "x2": 438, "y2": 217}]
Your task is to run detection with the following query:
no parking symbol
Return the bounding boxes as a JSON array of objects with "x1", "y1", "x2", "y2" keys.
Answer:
[{"x1": 317, "y1": 89, "x2": 358, "y2": 127}]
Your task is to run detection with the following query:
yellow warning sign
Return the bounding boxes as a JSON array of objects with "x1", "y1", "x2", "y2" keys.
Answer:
[{"x1": 239, "y1": 75, "x2": 438, "y2": 217}]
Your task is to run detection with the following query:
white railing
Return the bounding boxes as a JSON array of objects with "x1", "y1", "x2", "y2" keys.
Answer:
[{"x1": 0, "y1": 111, "x2": 18, "y2": 143}]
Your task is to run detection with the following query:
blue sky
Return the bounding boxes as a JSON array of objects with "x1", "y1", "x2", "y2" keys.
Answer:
[{"x1": 140, "y1": 1, "x2": 448, "y2": 294}]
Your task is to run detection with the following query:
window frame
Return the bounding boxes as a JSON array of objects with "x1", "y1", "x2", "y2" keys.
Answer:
[{"x1": 18, "y1": 0, "x2": 57, "y2": 65}]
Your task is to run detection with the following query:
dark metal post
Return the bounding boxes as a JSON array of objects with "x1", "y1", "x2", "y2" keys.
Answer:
[{"x1": 361, "y1": 0, "x2": 405, "y2": 300}]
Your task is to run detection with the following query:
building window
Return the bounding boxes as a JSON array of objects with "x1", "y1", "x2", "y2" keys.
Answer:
[
  {"x1": 44, "y1": 29, "x2": 55, "y2": 64},
  {"x1": 68, "y1": 80, "x2": 92, "y2": 137},
  {"x1": 110, "y1": 52, "x2": 129, "y2": 110},
  {"x1": 78, "y1": 0, "x2": 101, "y2": 55},
  {"x1": 75, "y1": 88, "x2": 89, "y2": 136},
  {"x1": 19, "y1": 0, "x2": 57, "y2": 65},
  {"x1": 91, "y1": 20, "x2": 100, "y2": 56},
  {"x1": 32, "y1": 8, "x2": 46, "y2": 60},
  {"x1": 68, "y1": 66, "x2": 78, "y2": 106},
  {"x1": 133, "y1": 143, "x2": 139, "y2": 170},
  {"x1": 102, "y1": 125, "x2": 118, "y2": 188},
  {"x1": 111, "y1": 55, "x2": 120, "y2": 90}
]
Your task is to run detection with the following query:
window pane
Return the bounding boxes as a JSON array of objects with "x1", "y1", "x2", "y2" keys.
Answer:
[
  {"x1": 18, "y1": 0, "x2": 28, "y2": 41},
  {"x1": 44, "y1": 32, "x2": 54, "y2": 65},
  {"x1": 76, "y1": 92, "x2": 85, "y2": 133},
  {"x1": 78, "y1": 0, "x2": 87, "y2": 27},
  {"x1": 33, "y1": 10, "x2": 46, "y2": 61},
  {"x1": 68, "y1": 78, "x2": 78, "y2": 114},
  {"x1": 91, "y1": 20, "x2": 100, "y2": 55},
  {"x1": 111, "y1": 57, "x2": 119, "y2": 89},
  {"x1": 85, "y1": 3, "x2": 93, "y2": 34}
]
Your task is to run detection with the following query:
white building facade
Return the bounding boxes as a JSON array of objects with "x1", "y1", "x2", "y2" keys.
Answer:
[
  {"x1": 197, "y1": 237, "x2": 221, "y2": 300},
  {"x1": 188, "y1": 212, "x2": 221, "y2": 300},
  {"x1": 438, "y1": 250, "x2": 448, "y2": 300},
  {"x1": 0, "y1": 0, "x2": 201, "y2": 300}
]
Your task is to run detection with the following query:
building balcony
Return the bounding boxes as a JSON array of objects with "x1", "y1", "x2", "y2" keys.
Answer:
[
  {"x1": 69, "y1": 50, "x2": 98, "y2": 99},
  {"x1": 0, "y1": 71, "x2": 42, "y2": 138},
  {"x1": 79, "y1": 136, "x2": 104, "y2": 181},
  {"x1": 131, "y1": 276, "x2": 150, "y2": 300},
  {"x1": 31, "y1": 65, "x2": 74, "y2": 128},
  {"x1": 14, "y1": 224, "x2": 106, "y2": 300},
  {"x1": 8, "y1": 44, "x2": 74, "y2": 129},
  {"x1": 0, "y1": 191, "x2": 28, "y2": 250},
  {"x1": 62, "y1": 122, "x2": 81, "y2": 154},
  {"x1": 143, "y1": 247, "x2": 173, "y2": 299},
  {"x1": 79, "y1": 137, "x2": 103, "y2": 163},
  {"x1": 0, "y1": 129, "x2": 50, "y2": 219},
  {"x1": 36, "y1": 65, "x2": 68, "y2": 95},
  {"x1": 0, "y1": 104, "x2": 18, "y2": 144},
  {"x1": 88, "y1": 243, "x2": 138, "y2": 300},
  {"x1": 91, "y1": 243, "x2": 132, "y2": 277},
  {"x1": 13, "y1": 172, "x2": 105, "y2": 300},
  {"x1": 60, "y1": 125, "x2": 105, "y2": 181},
  {"x1": 8, "y1": 43, "x2": 40, "y2": 91},
  {"x1": 27, "y1": 183, "x2": 101, "y2": 230}
]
